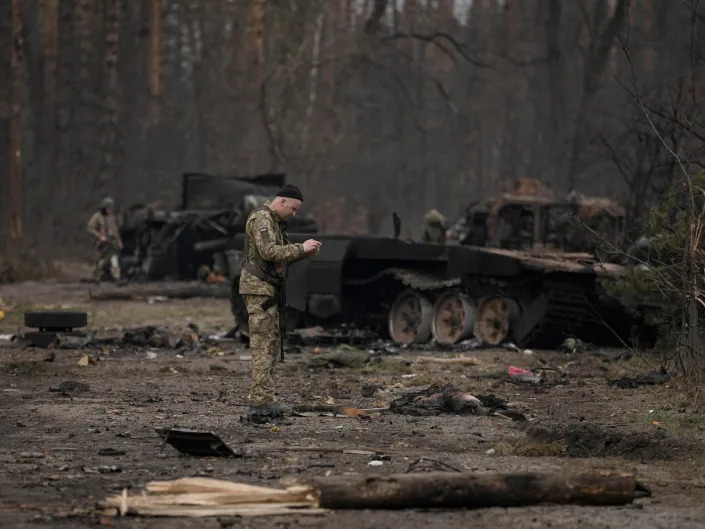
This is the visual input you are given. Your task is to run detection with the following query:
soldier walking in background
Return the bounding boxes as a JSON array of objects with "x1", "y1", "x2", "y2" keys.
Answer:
[
  {"x1": 422, "y1": 208, "x2": 447, "y2": 244},
  {"x1": 239, "y1": 185, "x2": 321, "y2": 414},
  {"x1": 87, "y1": 196, "x2": 123, "y2": 281}
]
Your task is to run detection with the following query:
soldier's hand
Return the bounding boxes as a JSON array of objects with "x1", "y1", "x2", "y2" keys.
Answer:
[{"x1": 303, "y1": 239, "x2": 322, "y2": 254}]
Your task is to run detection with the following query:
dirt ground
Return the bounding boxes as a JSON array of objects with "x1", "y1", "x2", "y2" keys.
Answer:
[{"x1": 2, "y1": 279, "x2": 705, "y2": 528}]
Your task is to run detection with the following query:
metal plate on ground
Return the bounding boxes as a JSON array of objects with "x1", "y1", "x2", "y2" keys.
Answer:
[{"x1": 156, "y1": 428, "x2": 239, "y2": 457}]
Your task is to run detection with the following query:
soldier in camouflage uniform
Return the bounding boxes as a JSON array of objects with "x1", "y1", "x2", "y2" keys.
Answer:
[
  {"x1": 422, "y1": 209, "x2": 447, "y2": 244},
  {"x1": 87, "y1": 197, "x2": 123, "y2": 281},
  {"x1": 239, "y1": 185, "x2": 321, "y2": 409}
]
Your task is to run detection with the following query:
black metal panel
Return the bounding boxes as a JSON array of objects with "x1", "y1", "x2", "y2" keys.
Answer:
[
  {"x1": 286, "y1": 238, "x2": 352, "y2": 317},
  {"x1": 304, "y1": 239, "x2": 352, "y2": 294},
  {"x1": 156, "y1": 428, "x2": 238, "y2": 457},
  {"x1": 347, "y1": 238, "x2": 449, "y2": 262},
  {"x1": 181, "y1": 173, "x2": 285, "y2": 210}
]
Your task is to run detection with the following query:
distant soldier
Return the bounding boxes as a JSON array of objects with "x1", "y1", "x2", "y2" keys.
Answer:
[
  {"x1": 422, "y1": 209, "x2": 447, "y2": 244},
  {"x1": 87, "y1": 196, "x2": 123, "y2": 281},
  {"x1": 239, "y1": 185, "x2": 321, "y2": 413}
]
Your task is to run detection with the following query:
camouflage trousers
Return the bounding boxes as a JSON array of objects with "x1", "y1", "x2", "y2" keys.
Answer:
[
  {"x1": 94, "y1": 242, "x2": 120, "y2": 281},
  {"x1": 244, "y1": 294, "x2": 279, "y2": 405}
]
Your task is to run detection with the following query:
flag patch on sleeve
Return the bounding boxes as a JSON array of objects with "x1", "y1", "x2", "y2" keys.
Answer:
[{"x1": 259, "y1": 227, "x2": 267, "y2": 232}]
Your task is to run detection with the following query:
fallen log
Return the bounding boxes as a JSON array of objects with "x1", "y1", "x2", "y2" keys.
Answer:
[
  {"x1": 414, "y1": 355, "x2": 479, "y2": 366},
  {"x1": 312, "y1": 471, "x2": 648, "y2": 509},
  {"x1": 89, "y1": 281, "x2": 229, "y2": 301}
]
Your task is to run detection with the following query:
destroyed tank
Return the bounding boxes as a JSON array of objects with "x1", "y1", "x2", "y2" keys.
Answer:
[
  {"x1": 119, "y1": 173, "x2": 318, "y2": 280},
  {"x1": 227, "y1": 180, "x2": 642, "y2": 348}
]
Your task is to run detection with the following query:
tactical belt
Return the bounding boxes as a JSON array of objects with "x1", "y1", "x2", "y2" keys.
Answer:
[{"x1": 242, "y1": 260, "x2": 282, "y2": 288}]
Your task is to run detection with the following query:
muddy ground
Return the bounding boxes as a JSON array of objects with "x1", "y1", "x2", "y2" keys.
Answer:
[{"x1": 2, "y1": 279, "x2": 705, "y2": 528}]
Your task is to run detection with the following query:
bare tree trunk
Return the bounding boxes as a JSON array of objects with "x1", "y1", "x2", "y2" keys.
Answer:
[
  {"x1": 9, "y1": 0, "x2": 23, "y2": 249},
  {"x1": 250, "y1": 0, "x2": 265, "y2": 83},
  {"x1": 40, "y1": 0, "x2": 59, "y2": 103},
  {"x1": 567, "y1": 0, "x2": 628, "y2": 191},
  {"x1": 682, "y1": 221, "x2": 701, "y2": 377},
  {"x1": 148, "y1": 0, "x2": 163, "y2": 125},
  {"x1": 305, "y1": 7, "x2": 324, "y2": 122},
  {"x1": 99, "y1": 0, "x2": 122, "y2": 192}
]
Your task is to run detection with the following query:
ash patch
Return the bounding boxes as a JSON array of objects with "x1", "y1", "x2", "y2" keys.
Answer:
[{"x1": 526, "y1": 423, "x2": 685, "y2": 460}]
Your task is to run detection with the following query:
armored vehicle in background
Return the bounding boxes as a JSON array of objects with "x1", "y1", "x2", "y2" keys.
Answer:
[{"x1": 119, "y1": 173, "x2": 317, "y2": 280}]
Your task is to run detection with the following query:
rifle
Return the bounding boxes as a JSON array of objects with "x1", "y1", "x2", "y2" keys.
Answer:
[{"x1": 278, "y1": 284, "x2": 287, "y2": 362}]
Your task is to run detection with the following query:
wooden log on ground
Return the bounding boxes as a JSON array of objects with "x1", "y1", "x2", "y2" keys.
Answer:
[
  {"x1": 89, "y1": 282, "x2": 229, "y2": 301},
  {"x1": 312, "y1": 471, "x2": 645, "y2": 509},
  {"x1": 414, "y1": 355, "x2": 479, "y2": 366}
]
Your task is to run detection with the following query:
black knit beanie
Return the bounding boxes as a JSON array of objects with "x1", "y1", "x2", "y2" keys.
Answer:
[{"x1": 276, "y1": 184, "x2": 304, "y2": 202}]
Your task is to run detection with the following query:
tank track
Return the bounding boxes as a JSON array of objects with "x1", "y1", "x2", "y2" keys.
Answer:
[{"x1": 520, "y1": 279, "x2": 595, "y2": 347}]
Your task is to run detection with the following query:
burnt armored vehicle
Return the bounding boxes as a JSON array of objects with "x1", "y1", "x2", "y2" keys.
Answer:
[
  {"x1": 228, "y1": 180, "x2": 635, "y2": 348},
  {"x1": 119, "y1": 173, "x2": 317, "y2": 280}
]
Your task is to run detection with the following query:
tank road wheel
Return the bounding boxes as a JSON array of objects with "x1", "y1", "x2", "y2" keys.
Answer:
[
  {"x1": 474, "y1": 297, "x2": 519, "y2": 345},
  {"x1": 431, "y1": 291, "x2": 476, "y2": 345},
  {"x1": 388, "y1": 290, "x2": 433, "y2": 345}
]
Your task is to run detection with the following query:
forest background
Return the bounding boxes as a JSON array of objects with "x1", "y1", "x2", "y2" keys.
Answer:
[{"x1": 1, "y1": 0, "x2": 703, "y2": 254}]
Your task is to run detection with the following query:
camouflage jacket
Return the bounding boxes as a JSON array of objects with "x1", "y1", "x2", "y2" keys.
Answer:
[
  {"x1": 239, "y1": 203, "x2": 306, "y2": 297},
  {"x1": 87, "y1": 211, "x2": 122, "y2": 246}
]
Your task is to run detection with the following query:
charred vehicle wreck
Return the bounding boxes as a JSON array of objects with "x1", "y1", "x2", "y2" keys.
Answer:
[
  {"x1": 118, "y1": 173, "x2": 317, "y2": 280},
  {"x1": 228, "y1": 233, "x2": 635, "y2": 349},
  {"x1": 225, "y1": 179, "x2": 643, "y2": 348}
]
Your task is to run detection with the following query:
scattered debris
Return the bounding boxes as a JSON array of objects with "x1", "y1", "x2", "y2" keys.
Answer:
[
  {"x1": 307, "y1": 347, "x2": 370, "y2": 369},
  {"x1": 123, "y1": 326, "x2": 180, "y2": 348},
  {"x1": 244, "y1": 405, "x2": 287, "y2": 425},
  {"x1": 23, "y1": 331, "x2": 88, "y2": 348},
  {"x1": 311, "y1": 472, "x2": 649, "y2": 509},
  {"x1": 147, "y1": 295, "x2": 168, "y2": 304},
  {"x1": 0, "y1": 333, "x2": 14, "y2": 341},
  {"x1": 507, "y1": 365, "x2": 542, "y2": 384},
  {"x1": 56, "y1": 334, "x2": 93, "y2": 349},
  {"x1": 51, "y1": 380, "x2": 90, "y2": 394},
  {"x1": 156, "y1": 428, "x2": 239, "y2": 458},
  {"x1": 292, "y1": 326, "x2": 377, "y2": 346},
  {"x1": 89, "y1": 282, "x2": 229, "y2": 302},
  {"x1": 103, "y1": 477, "x2": 324, "y2": 517},
  {"x1": 180, "y1": 331, "x2": 199, "y2": 346},
  {"x1": 292, "y1": 405, "x2": 373, "y2": 419},
  {"x1": 361, "y1": 383, "x2": 381, "y2": 397},
  {"x1": 98, "y1": 448, "x2": 127, "y2": 456},
  {"x1": 406, "y1": 457, "x2": 462, "y2": 473},
  {"x1": 612, "y1": 368, "x2": 670, "y2": 389},
  {"x1": 0, "y1": 309, "x2": 4, "y2": 320},
  {"x1": 19, "y1": 451, "x2": 45, "y2": 459},
  {"x1": 83, "y1": 465, "x2": 121, "y2": 474},
  {"x1": 389, "y1": 386, "x2": 519, "y2": 418},
  {"x1": 414, "y1": 355, "x2": 479, "y2": 366},
  {"x1": 78, "y1": 354, "x2": 98, "y2": 367},
  {"x1": 367, "y1": 460, "x2": 384, "y2": 467},
  {"x1": 560, "y1": 337, "x2": 588, "y2": 353}
]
